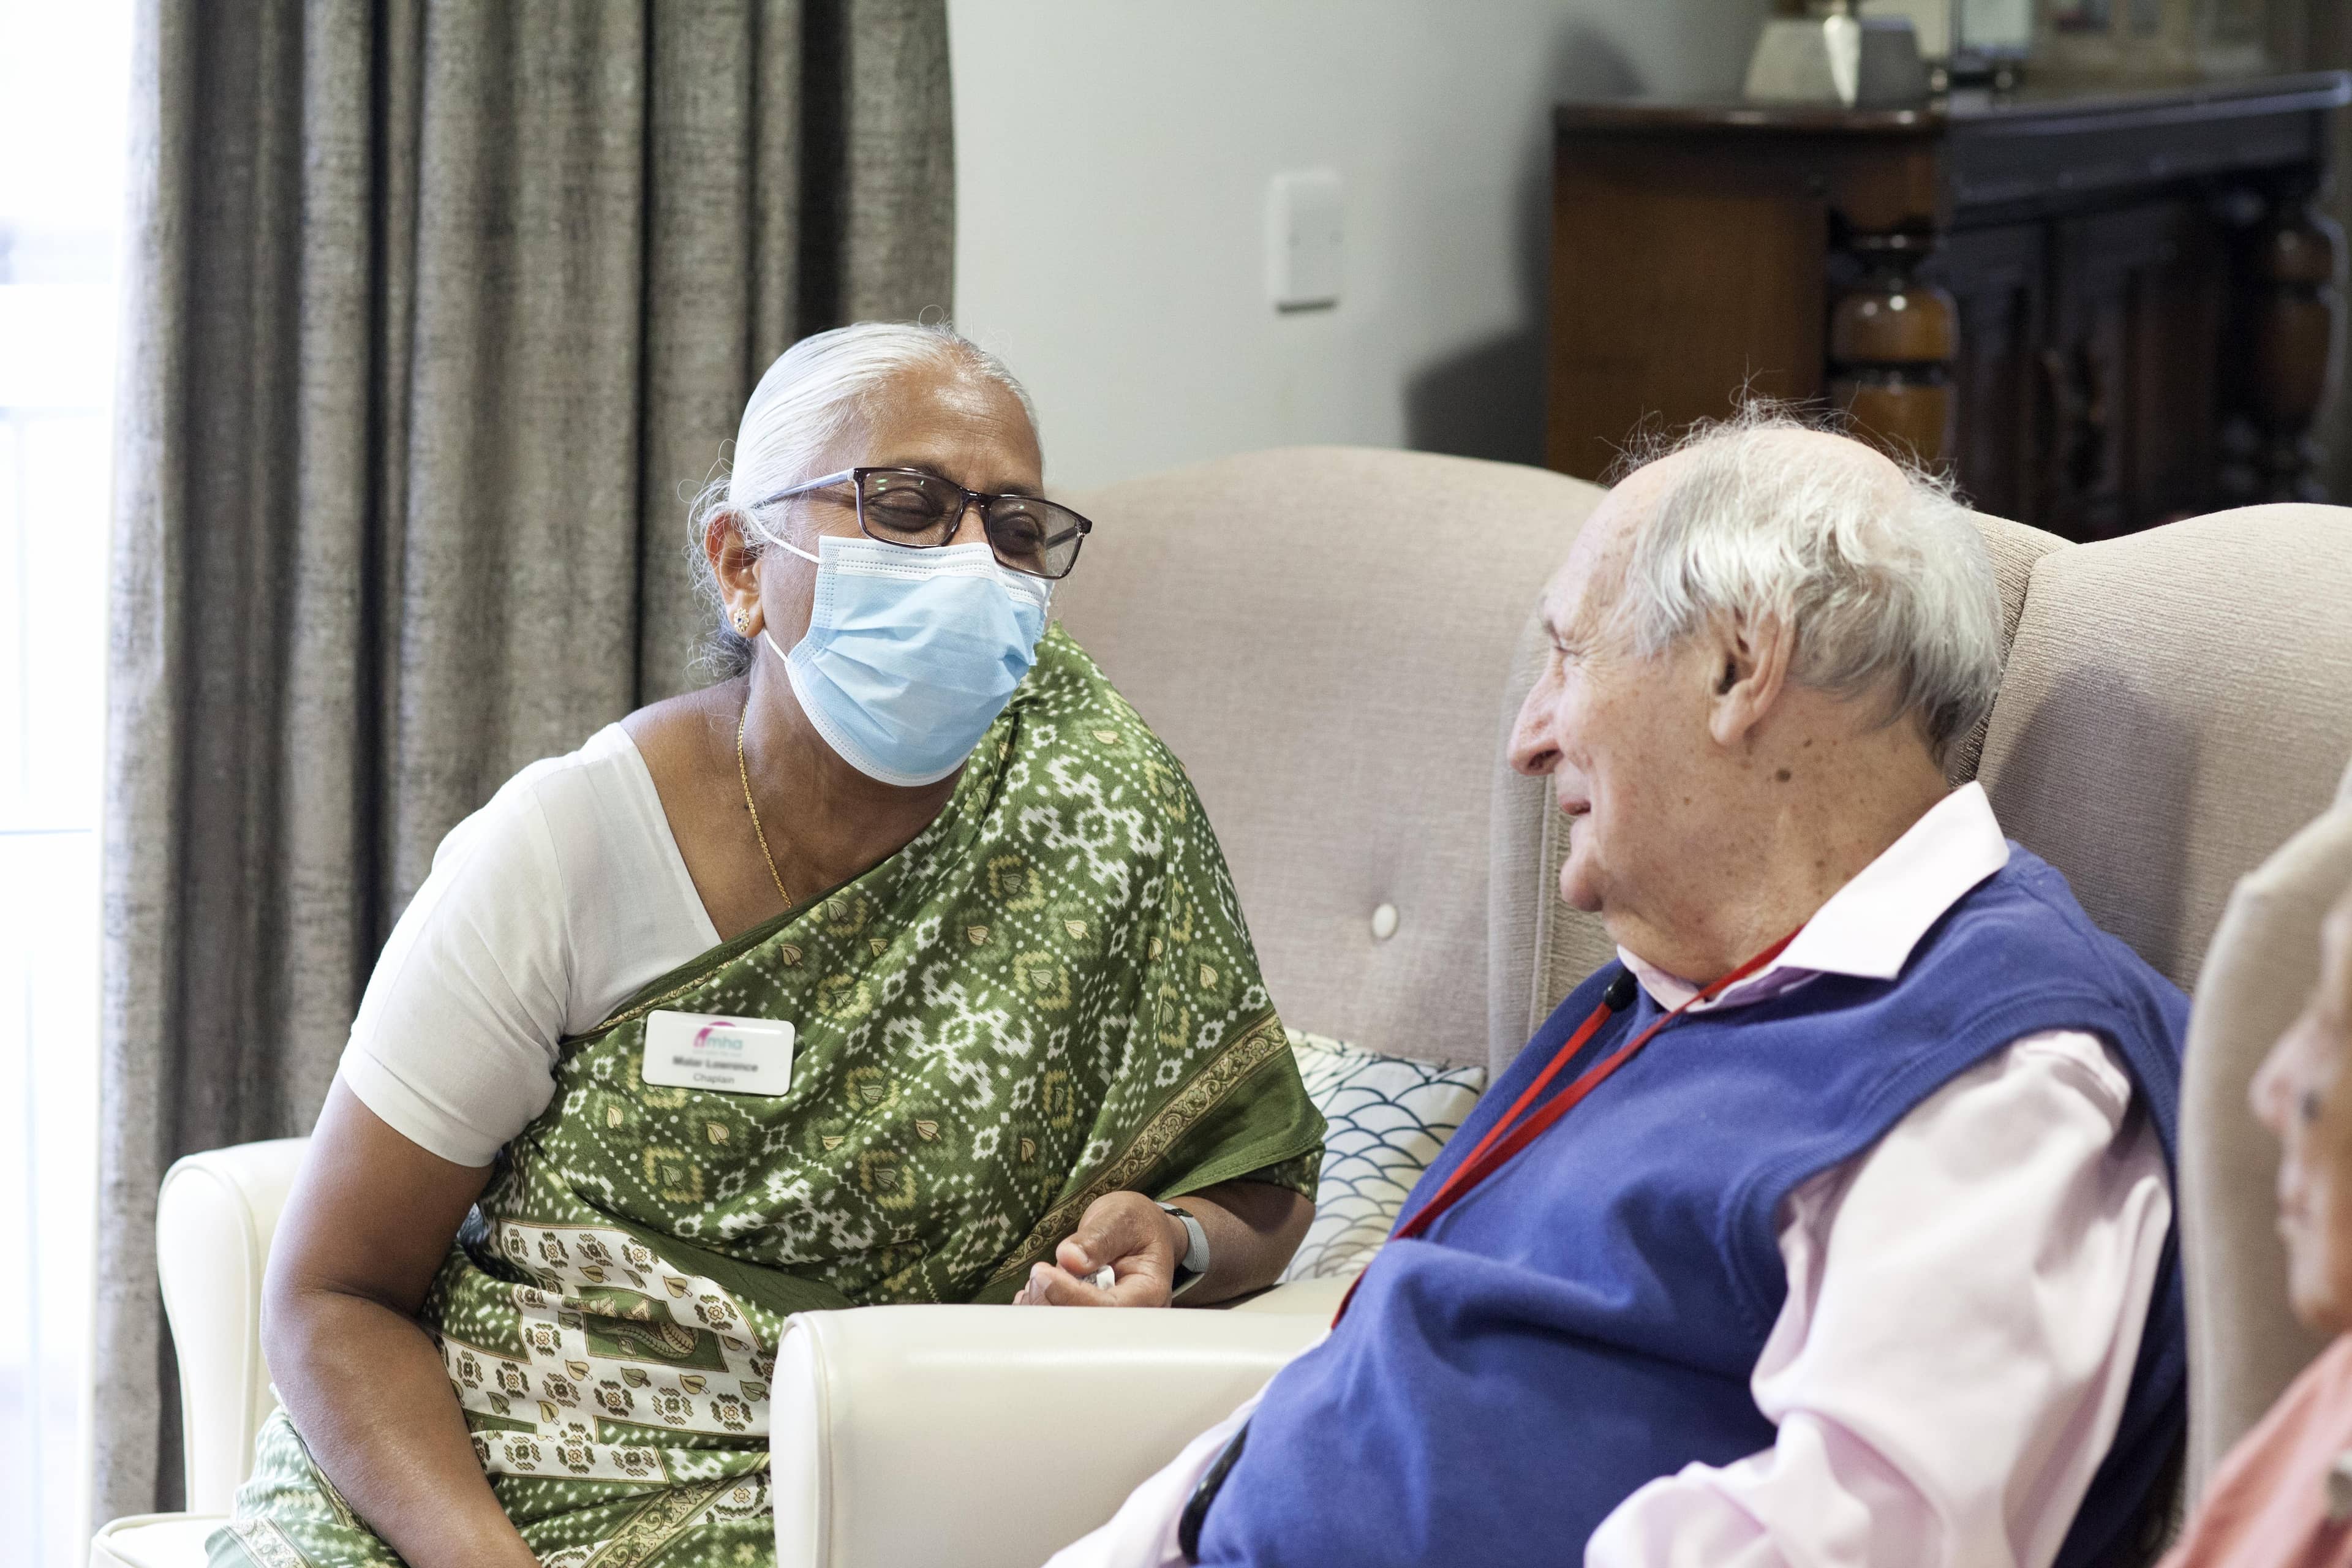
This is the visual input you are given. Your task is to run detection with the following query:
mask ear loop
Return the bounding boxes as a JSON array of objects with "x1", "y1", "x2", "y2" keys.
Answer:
[
  {"x1": 743, "y1": 519, "x2": 818, "y2": 652},
  {"x1": 748, "y1": 516, "x2": 816, "y2": 666}
]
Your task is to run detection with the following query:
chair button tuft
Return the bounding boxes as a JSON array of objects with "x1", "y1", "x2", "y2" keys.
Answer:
[{"x1": 1371, "y1": 903, "x2": 1400, "y2": 941}]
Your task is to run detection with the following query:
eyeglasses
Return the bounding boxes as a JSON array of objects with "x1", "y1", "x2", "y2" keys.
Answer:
[{"x1": 752, "y1": 467, "x2": 1093, "y2": 581}]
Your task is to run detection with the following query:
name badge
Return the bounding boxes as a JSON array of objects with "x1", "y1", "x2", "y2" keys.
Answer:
[{"x1": 642, "y1": 1010, "x2": 796, "y2": 1096}]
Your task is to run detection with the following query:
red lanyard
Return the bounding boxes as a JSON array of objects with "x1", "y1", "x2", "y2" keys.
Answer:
[{"x1": 1333, "y1": 927, "x2": 1802, "y2": 1325}]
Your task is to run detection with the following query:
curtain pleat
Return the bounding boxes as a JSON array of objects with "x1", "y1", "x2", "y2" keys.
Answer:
[{"x1": 94, "y1": 0, "x2": 952, "y2": 1524}]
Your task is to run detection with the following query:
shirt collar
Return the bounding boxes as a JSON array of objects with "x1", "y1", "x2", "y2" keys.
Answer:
[{"x1": 1618, "y1": 782, "x2": 2011, "y2": 1012}]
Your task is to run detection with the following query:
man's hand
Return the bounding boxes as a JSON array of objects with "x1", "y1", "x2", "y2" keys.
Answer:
[{"x1": 1012, "y1": 1190, "x2": 1189, "y2": 1308}]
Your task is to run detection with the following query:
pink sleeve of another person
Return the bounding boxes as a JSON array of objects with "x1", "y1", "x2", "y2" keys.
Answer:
[{"x1": 2161, "y1": 1336, "x2": 2352, "y2": 1568}]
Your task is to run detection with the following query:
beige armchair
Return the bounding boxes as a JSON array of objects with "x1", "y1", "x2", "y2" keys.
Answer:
[{"x1": 94, "y1": 449, "x2": 2352, "y2": 1568}]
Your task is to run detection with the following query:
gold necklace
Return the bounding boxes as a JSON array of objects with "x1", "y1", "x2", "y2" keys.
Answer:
[{"x1": 736, "y1": 699, "x2": 794, "y2": 911}]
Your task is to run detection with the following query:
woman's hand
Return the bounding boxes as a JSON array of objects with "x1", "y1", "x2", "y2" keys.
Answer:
[
  {"x1": 1011, "y1": 1180, "x2": 1314, "y2": 1308},
  {"x1": 1012, "y1": 1190, "x2": 1186, "y2": 1307}
]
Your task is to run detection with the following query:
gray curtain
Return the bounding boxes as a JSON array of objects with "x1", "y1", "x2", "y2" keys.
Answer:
[{"x1": 96, "y1": 0, "x2": 951, "y2": 1525}]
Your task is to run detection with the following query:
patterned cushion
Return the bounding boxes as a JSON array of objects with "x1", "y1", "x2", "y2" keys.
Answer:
[{"x1": 1278, "y1": 1030, "x2": 1487, "y2": 1282}]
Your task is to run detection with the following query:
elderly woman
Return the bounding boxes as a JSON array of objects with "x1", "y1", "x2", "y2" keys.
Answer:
[
  {"x1": 211, "y1": 323, "x2": 1324, "y2": 1568},
  {"x1": 2157, "y1": 882, "x2": 2352, "y2": 1567}
]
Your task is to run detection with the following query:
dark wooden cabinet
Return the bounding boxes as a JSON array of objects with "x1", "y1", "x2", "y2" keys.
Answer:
[
  {"x1": 1942, "y1": 219, "x2": 2048, "y2": 521},
  {"x1": 1548, "y1": 74, "x2": 2348, "y2": 540}
]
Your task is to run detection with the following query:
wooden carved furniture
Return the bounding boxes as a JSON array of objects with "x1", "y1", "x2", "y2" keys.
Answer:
[{"x1": 1547, "y1": 73, "x2": 2350, "y2": 540}]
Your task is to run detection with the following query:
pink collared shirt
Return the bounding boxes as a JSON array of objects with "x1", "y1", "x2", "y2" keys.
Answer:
[{"x1": 1049, "y1": 783, "x2": 2172, "y2": 1568}]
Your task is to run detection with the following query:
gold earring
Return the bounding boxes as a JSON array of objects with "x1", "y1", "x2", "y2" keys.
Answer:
[{"x1": 735, "y1": 610, "x2": 750, "y2": 633}]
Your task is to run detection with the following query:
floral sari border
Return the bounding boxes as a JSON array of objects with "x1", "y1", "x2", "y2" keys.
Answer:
[
  {"x1": 219, "y1": 1517, "x2": 317, "y2": 1568},
  {"x1": 987, "y1": 1009, "x2": 1291, "y2": 1286},
  {"x1": 576, "y1": 1474, "x2": 748, "y2": 1568}
]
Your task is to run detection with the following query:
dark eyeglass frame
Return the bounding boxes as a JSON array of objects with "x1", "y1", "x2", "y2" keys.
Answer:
[{"x1": 751, "y1": 466, "x2": 1094, "y2": 581}]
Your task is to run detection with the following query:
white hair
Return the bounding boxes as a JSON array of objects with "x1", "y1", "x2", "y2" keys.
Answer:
[
  {"x1": 688, "y1": 321, "x2": 1038, "y2": 678},
  {"x1": 1609, "y1": 407, "x2": 2003, "y2": 765}
]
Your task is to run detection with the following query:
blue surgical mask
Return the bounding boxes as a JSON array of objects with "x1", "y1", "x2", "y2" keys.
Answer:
[{"x1": 761, "y1": 534, "x2": 1050, "y2": 786}]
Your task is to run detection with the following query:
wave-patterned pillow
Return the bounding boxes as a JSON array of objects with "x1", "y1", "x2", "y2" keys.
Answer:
[{"x1": 1280, "y1": 1029, "x2": 1487, "y2": 1282}]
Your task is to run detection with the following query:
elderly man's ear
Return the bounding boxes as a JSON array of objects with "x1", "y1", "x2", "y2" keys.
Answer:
[{"x1": 1702, "y1": 611, "x2": 1799, "y2": 754}]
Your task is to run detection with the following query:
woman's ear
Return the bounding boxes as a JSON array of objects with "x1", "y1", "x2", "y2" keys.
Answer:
[
  {"x1": 707, "y1": 511, "x2": 764, "y2": 636},
  {"x1": 1704, "y1": 609, "x2": 1796, "y2": 752}
]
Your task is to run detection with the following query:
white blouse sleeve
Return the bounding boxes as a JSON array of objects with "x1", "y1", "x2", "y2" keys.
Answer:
[
  {"x1": 1585, "y1": 1029, "x2": 2173, "y2": 1568},
  {"x1": 336, "y1": 767, "x2": 578, "y2": 1168}
]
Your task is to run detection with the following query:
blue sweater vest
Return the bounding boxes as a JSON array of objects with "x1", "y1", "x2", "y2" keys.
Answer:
[{"x1": 1198, "y1": 847, "x2": 2188, "y2": 1568}]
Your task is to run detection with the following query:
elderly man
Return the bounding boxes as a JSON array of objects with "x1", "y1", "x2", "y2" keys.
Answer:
[{"x1": 1050, "y1": 415, "x2": 2187, "y2": 1568}]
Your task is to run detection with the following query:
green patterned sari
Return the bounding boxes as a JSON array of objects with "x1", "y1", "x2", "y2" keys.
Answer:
[{"x1": 213, "y1": 627, "x2": 1324, "y2": 1568}]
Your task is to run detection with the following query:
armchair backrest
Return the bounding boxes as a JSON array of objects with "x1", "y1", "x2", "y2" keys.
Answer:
[
  {"x1": 1967, "y1": 504, "x2": 2352, "y2": 1498},
  {"x1": 1059, "y1": 447, "x2": 1603, "y2": 1069},
  {"x1": 1974, "y1": 505, "x2": 2352, "y2": 992}
]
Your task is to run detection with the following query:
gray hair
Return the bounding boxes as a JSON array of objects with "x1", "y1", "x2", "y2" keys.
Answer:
[
  {"x1": 687, "y1": 321, "x2": 1039, "y2": 679},
  {"x1": 1607, "y1": 405, "x2": 2003, "y2": 766}
]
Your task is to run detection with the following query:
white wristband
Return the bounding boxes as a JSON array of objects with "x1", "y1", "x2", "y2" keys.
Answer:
[{"x1": 1159, "y1": 1202, "x2": 1210, "y2": 1298}]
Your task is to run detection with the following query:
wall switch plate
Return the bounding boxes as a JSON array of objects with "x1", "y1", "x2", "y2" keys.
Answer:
[{"x1": 1266, "y1": 168, "x2": 1343, "y2": 311}]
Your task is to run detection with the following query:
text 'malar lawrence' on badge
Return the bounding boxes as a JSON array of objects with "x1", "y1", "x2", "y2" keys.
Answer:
[{"x1": 642, "y1": 1010, "x2": 797, "y2": 1096}]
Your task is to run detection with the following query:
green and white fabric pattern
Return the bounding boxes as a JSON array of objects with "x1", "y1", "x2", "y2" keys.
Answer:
[{"x1": 211, "y1": 627, "x2": 1323, "y2": 1568}]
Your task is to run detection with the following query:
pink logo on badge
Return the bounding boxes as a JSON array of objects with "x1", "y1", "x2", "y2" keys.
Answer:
[{"x1": 692, "y1": 1020, "x2": 746, "y2": 1050}]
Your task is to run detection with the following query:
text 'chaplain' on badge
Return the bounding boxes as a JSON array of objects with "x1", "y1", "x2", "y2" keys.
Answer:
[{"x1": 641, "y1": 1010, "x2": 797, "y2": 1096}]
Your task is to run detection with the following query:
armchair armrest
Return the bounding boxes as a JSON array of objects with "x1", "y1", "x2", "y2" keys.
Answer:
[
  {"x1": 770, "y1": 1289, "x2": 1335, "y2": 1568},
  {"x1": 156, "y1": 1137, "x2": 311, "y2": 1513}
]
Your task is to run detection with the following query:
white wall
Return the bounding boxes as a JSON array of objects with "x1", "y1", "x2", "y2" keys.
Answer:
[{"x1": 948, "y1": 0, "x2": 1776, "y2": 490}]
